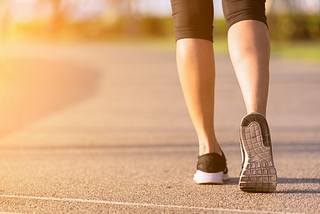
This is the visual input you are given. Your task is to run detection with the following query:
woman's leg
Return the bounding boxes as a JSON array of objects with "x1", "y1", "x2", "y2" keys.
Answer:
[
  {"x1": 171, "y1": 0, "x2": 228, "y2": 184},
  {"x1": 224, "y1": 5, "x2": 277, "y2": 192},
  {"x1": 171, "y1": 0, "x2": 219, "y2": 156},
  {"x1": 228, "y1": 20, "x2": 270, "y2": 116},
  {"x1": 228, "y1": 20, "x2": 277, "y2": 192},
  {"x1": 223, "y1": 0, "x2": 276, "y2": 193},
  {"x1": 222, "y1": 0, "x2": 270, "y2": 116},
  {"x1": 176, "y1": 38, "x2": 220, "y2": 155}
]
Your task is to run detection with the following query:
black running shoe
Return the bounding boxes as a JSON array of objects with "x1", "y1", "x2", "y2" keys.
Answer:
[
  {"x1": 193, "y1": 151, "x2": 229, "y2": 184},
  {"x1": 239, "y1": 113, "x2": 277, "y2": 193}
]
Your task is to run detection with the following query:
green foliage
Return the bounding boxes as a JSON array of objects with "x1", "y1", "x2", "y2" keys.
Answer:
[
  {"x1": 140, "y1": 17, "x2": 174, "y2": 37},
  {"x1": 268, "y1": 14, "x2": 320, "y2": 41},
  {"x1": 213, "y1": 15, "x2": 320, "y2": 41},
  {"x1": 271, "y1": 41, "x2": 320, "y2": 64},
  {"x1": 8, "y1": 17, "x2": 175, "y2": 41},
  {"x1": 213, "y1": 18, "x2": 228, "y2": 38},
  {"x1": 6, "y1": 14, "x2": 320, "y2": 43}
]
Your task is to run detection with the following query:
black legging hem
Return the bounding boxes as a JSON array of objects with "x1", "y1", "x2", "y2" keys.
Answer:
[
  {"x1": 174, "y1": 31, "x2": 214, "y2": 43},
  {"x1": 171, "y1": 0, "x2": 267, "y2": 42},
  {"x1": 226, "y1": 17, "x2": 268, "y2": 30}
]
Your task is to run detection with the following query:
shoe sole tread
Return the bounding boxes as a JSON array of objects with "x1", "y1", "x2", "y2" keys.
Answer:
[{"x1": 239, "y1": 120, "x2": 277, "y2": 193}]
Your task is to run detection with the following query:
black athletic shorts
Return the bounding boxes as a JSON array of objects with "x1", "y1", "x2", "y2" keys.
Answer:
[{"x1": 170, "y1": 0, "x2": 267, "y2": 42}]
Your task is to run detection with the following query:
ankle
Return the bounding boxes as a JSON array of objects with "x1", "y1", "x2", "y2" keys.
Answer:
[
  {"x1": 246, "y1": 108, "x2": 266, "y2": 118},
  {"x1": 199, "y1": 142, "x2": 221, "y2": 156}
]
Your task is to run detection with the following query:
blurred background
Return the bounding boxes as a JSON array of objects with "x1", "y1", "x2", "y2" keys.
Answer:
[
  {"x1": 0, "y1": 0, "x2": 319, "y2": 41},
  {"x1": 1, "y1": 0, "x2": 320, "y2": 61},
  {"x1": 0, "y1": 0, "x2": 174, "y2": 42}
]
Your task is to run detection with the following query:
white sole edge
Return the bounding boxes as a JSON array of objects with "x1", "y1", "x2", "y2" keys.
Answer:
[{"x1": 193, "y1": 171, "x2": 223, "y2": 184}]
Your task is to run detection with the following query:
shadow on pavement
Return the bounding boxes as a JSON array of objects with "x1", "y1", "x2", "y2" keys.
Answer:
[
  {"x1": 277, "y1": 178, "x2": 320, "y2": 193},
  {"x1": 278, "y1": 178, "x2": 320, "y2": 184},
  {"x1": 275, "y1": 189, "x2": 320, "y2": 193},
  {"x1": 221, "y1": 177, "x2": 320, "y2": 186},
  {"x1": 224, "y1": 178, "x2": 239, "y2": 185},
  {"x1": 274, "y1": 142, "x2": 320, "y2": 152},
  {"x1": 0, "y1": 57, "x2": 101, "y2": 139},
  {"x1": 223, "y1": 178, "x2": 320, "y2": 194}
]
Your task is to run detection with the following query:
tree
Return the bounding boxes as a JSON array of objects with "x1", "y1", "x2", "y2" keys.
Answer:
[
  {"x1": 35, "y1": 0, "x2": 63, "y2": 39},
  {"x1": 0, "y1": 0, "x2": 10, "y2": 40},
  {"x1": 37, "y1": 0, "x2": 81, "y2": 39},
  {"x1": 103, "y1": 0, "x2": 140, "y2": 36}
]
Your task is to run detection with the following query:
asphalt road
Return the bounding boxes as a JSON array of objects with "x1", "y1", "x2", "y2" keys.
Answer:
[{"x1": 0, "y1": 43, "x2": 319, "y2": 213}]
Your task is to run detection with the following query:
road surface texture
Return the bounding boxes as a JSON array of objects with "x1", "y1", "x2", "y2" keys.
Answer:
[{"x1": 0, "y1": 43, "x2": 319, "y2": 213}]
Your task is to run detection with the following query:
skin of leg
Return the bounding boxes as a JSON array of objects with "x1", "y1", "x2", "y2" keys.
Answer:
[
  {"x1": 176, "y1": 38, "x2": 220, "y2": 155},
  {"x1": 228, "y1": 20, "x2": 270, "y2": 117}
]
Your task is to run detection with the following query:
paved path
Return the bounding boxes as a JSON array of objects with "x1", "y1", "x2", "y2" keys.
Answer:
[{"x1": 0, "y1": 43, "x2": 319, "y2": 213}]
